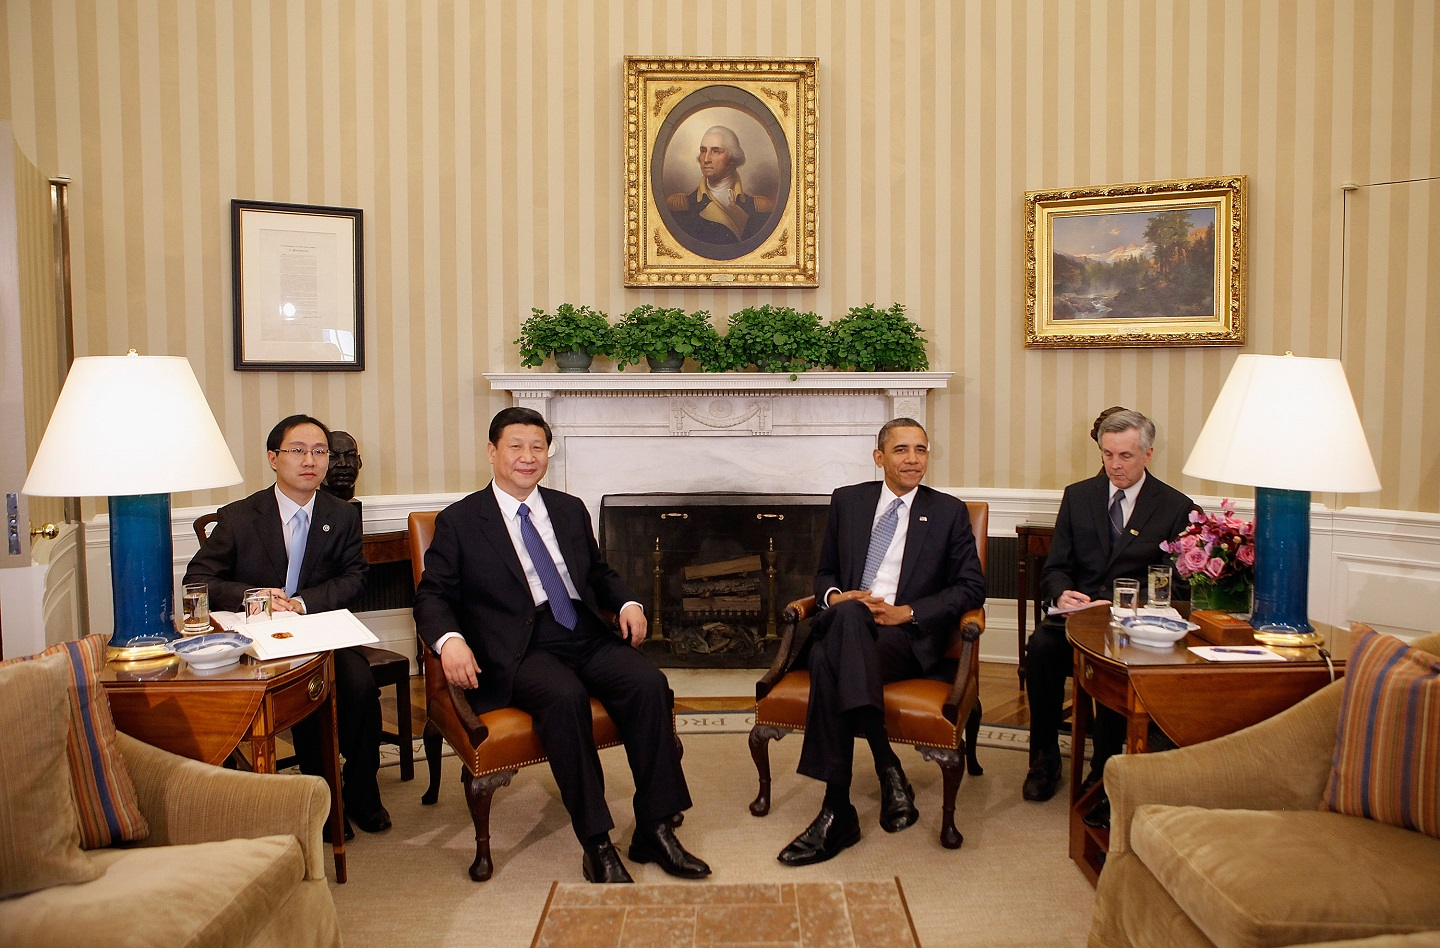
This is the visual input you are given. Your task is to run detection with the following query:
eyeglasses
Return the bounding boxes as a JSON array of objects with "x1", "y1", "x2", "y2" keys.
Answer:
[{"x1": 274, "y1": 447, "x2": 330, "y2": 459}]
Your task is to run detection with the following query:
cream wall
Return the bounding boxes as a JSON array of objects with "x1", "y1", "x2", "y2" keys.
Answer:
[{"x1": 1, "y1": 0, "x2": 1436, "y2": 512}]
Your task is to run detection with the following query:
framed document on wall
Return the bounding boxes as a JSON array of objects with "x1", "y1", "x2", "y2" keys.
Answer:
[
  {"x1": 231, "y1": 199, "x2": 364, "y2": 371},
  {"x1": 624, "y1": 56, "x2": 818, "y2": 287}
]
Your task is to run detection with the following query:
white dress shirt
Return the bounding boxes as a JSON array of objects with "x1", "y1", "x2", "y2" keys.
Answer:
[
  {"x1": 1109, "y1": 470, "x2": 1146, "y2": 529},
  {"x1": 822, "y1": 483, "x2": 919, "y2": 608},
  {"x1": 274, "y1": 485, "x2": 316, "y2": 611}
]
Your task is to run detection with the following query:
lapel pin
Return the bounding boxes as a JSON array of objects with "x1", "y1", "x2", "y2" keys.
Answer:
[
  {"x1": 322, "y1": 524, "x2": 331, "y2": 532},
  {"x1": 919, "y1": 516, "x2": 928, "y2": 522},
  {"x1": 1128, "y1": 528, "x2": 1139, "y2": 536}
]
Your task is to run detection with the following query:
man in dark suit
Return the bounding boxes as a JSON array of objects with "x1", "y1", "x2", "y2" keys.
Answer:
[
  {"x1": 183, "y1": 414, "x2": 385, "y2": 833},
  {"x1": 1023, "y1": 409, "x2": 1198, "y2": 806},
  {"x1": 412, "y1": 407, "x2": 708, "y2": 884},
  {"x1": 777, "y1": 418, "x2": 987, "y2": 866}
]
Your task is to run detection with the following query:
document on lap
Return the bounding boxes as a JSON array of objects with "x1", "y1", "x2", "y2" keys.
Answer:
[
  {"x1": 211, "y1": 607, "x2": 379, "y2": 660},
  {"x1": 1046, "y1": 599, "x2": 1111, "y2": 616}
]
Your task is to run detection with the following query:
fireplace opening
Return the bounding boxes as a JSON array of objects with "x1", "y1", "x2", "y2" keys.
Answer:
[{"x1": 599, "y1": 493, "x2": 831, "y2": 668}]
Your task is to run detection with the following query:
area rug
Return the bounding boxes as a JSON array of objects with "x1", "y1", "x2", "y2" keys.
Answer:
[{"x1": 531, "y1": 878, "x2": 919, "y2": 947}]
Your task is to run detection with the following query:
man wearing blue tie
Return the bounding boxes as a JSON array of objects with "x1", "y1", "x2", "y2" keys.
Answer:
[
  {"x1": 183, "y1": 415, "x2": 381, "y2": 833},
  {"x1": 413, "y1": 408, "x2": 708, "y2": 884},
  {"x1": 777, "y1": 418, "x2": 987, "y2": 866}
]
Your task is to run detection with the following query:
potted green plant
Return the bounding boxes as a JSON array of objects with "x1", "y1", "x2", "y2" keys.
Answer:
[
  {"x1": 514, "y1": 304, "x2": 613, "y2": 372},
  {"x1": 825, "y1": 303, "x2": 929, "y2": 371},
  {"x1": 721, "y1": 305, "x2": 829, "y2": 373},
  {"x1": 611, "y1": 305, "x2": 724, "y2": 372}
]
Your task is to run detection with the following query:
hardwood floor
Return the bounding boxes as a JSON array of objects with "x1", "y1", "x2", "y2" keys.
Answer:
[{"x1": 388, "y1": 660, "x2": 1046, "y2": 734}]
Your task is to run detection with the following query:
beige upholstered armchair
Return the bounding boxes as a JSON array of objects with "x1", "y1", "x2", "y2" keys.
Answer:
[{"x1": 1089, "y1": 631, "x2": 1440, "y2": 948}]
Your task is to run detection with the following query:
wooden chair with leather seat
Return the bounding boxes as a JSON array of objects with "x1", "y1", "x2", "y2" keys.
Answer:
[
  {"x1": 407, "y1": 509, "x2": 630, "y2": 882},
  {"x1": 192, "y1": 512, "x2": 416, "y2": 781},
  {"x1": 748, "y1": 500, "x2": 989, "y2": 850}
]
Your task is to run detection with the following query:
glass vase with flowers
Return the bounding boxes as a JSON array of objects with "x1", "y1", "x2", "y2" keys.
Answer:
[{"x1": 1161, "y1": 499, "x2": 1256, "y2": 615}]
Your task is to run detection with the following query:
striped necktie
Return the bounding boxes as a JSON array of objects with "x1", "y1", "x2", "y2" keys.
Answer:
[{"x1": 517, "y1": 503, "x2": 578, "y2": 630}]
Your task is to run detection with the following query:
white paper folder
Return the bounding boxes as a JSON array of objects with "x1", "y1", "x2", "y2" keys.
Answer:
[{"x1": 211, "y1": 608, "x2": 379, "y2": 660}]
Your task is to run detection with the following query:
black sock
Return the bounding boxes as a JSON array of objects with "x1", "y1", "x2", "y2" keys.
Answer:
[
  {"x1": 822, "y1": 779, "x2": 852, "y2": 812},
  {"x1": 845, "y1": 706, "x2": 899, "y2": 773}
]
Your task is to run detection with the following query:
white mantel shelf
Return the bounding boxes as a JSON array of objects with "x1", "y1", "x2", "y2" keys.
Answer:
[
  {"x1": 484, "y1": 371, "x2": 954, "y2": 517},
  {"x1": 484, "y1": 371, "x2": 953, "y2": 395}
]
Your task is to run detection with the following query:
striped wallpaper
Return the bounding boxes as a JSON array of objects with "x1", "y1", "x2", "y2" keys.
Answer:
[{"x1": 1, "y1": 0, "x2": 1436, "y2": 514}]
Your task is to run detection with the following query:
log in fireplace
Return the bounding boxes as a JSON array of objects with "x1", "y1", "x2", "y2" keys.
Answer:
[{"x1": 599, "y1": 493, "x2": 831, "y2": 668}]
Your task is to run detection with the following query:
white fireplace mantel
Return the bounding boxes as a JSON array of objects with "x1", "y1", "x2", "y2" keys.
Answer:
[{"x1": 485, "y1": 371, "x2": 953, "y2": 514}]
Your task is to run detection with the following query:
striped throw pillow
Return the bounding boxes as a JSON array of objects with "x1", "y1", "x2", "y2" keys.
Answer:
[
  {"x1": 1322, "y1": 624, "x2": 1440, "y2": 838},
  {"x1": 1, "y1": 634, "x2": 149, "y2": 848}
]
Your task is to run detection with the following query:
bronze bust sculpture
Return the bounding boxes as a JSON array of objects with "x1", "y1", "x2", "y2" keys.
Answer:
[{"x1": 321, "y1": 430, "x2": 363, "y2": 501}]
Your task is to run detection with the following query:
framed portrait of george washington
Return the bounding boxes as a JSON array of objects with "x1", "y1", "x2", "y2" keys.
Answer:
[
  {"x1": 1024, "y1": 175, "x2": 1247, "y2": 348},
  {"x1": 625, "y1": 56, "x2": 818, "y2": 286}
]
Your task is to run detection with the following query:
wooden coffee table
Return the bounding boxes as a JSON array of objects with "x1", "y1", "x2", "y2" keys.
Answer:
[
  {"x1": 1064, "y1": 604, "x2": 1351, "y2": 884},
  {"x1": 99, "y1": 649, "x2": 348, "y2": 883}
]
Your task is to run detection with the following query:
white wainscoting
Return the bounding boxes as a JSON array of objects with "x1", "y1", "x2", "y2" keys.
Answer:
[{"x1": 80, "y1": 489, "x2": 1440, "y2": 672}]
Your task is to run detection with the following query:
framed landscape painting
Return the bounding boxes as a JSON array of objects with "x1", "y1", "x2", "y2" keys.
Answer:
[
  {"x1": 624, "y1": 56, "x2": 818, "y2": 286},
  {"x1": 1024, "y1": 176, "x2": 1247, "y2": 348}
]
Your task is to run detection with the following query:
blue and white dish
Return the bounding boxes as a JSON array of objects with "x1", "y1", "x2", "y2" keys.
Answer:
[
  {"x1": 1119, "y1": 615, "x2": 1189, "y2": 646},
  {"x1": 172, "y1": 632, "x2": 253, "y2": 670}
]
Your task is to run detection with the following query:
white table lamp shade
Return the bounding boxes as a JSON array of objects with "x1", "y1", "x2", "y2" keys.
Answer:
[
  {"x1": 1182, "y1": 353, "x2": 1380, "y2": 494},
  {"x1": 23, "y1": 354, "x2": 242, "y2": 497}
]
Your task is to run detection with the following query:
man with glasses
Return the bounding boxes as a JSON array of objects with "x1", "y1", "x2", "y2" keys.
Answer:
[{"x1": 184, "y1": 414, "x2": 386, "y2": 835}]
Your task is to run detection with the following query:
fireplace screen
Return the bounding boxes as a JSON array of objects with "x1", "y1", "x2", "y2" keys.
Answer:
[{"x1": 599, "y1": 493, "x2": 831, "y2": 668}]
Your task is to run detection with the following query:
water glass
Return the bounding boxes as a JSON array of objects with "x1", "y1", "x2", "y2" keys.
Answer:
[
  {"x1": 1113, "y1": 578, "x2": 1141, "y2": 618},
  {"x1": 1147, "y1": 565, "x2": 1173, "y2": 609},
  {"x1": 181, "y1": 583, "x2": 210, "y2": 633},
  {"x1": 242, "y1": 588, "x2": 273, "y2": 623}
]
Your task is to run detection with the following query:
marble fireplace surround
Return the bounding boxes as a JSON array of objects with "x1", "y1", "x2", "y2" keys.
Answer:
[{"x1": 484, "y1": 372, "x2": 954, "y2": 519}]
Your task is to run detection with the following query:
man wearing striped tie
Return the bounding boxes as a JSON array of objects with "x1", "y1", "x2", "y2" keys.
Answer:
[
  {"x1": 183, "y1": 414, "x2": 382, "y2": 834},
  {"x1": 777, "y1": 418, "x2": 987, "y2": 866},
  {"x1": 1023, "y1": 409, "x2": 1198, "y2": 817}
]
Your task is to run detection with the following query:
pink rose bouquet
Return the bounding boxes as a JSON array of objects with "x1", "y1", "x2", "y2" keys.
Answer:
[{"x1": 1160, "y1": 499, "x2": 1256, "y2": 601}]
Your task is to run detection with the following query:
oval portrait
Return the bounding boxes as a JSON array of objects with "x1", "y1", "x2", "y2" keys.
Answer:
[{"x1": 651, "y1": 85, "x2": 791, "y2": 261}]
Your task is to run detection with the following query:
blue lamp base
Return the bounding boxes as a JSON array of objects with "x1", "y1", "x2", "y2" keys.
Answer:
[
  {"x1": 1250, "y1": 487, "x2": 1324, "y2": 647},
  {"x1": 107, "y1": 492, "x2": 181, "y2": 659}
]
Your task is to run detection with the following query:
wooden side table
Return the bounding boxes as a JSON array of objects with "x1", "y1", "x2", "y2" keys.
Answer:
[
  {"x1": 1064, "y1": 605, "x2": 1351, "y2": 885},
  {"x1": 100, "y1": 650, "x2": 348, "y2": 883},
  {"x1": 1015, "y1": 523, "x2": 1055, "y2": 689}
]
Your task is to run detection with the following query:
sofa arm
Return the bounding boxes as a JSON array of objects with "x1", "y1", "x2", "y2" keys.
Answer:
[
  {"x1": 119, "y1": 732, "x2": 331, "y2": 881},
  {"x1": 1107, "y1": 678, "x2": 1344, "y2": 854}
]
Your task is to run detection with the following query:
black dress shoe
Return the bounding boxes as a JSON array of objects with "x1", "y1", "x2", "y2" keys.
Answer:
[
  {"x1": 349, "y1": 805, "x2": 392, "y2": 834},
  {"x1": 1022, "y1": 757, "x2": 1062, "y2": 802},
  {"x1": 1082, "y1": 792, "x2": 1111, "y2": 830},
  {"x1": 628, "y1": 821, "x2": 711, "y2": 879},
  {"x1": 878, "y1": 766, "x2": 919, "y2": 833},
  {"x1": 777, "y1": 806, "x2": 862, "y2": 867},
  {"x1": 581, "y1": 840, "x2": 634, "y2": 884}
]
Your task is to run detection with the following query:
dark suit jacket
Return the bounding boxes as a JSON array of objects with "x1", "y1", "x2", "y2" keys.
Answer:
[
  {"x1": 813, "y1": 482, "x2": 987, "y2": 675},
  {"x1": 183, "y1": 487, "x2": 367, "y2": 613},
  {"x1": 1041, "y1": 471, "x2": 1198, "y2": 605},
  {"x1": 412, "y1": 484, "x2": 635, "y2": 714}
]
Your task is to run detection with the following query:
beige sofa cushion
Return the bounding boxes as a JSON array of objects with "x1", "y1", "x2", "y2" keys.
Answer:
[
  {"x1": 1131, "y1": 805, "x2": 1440, "y2": 946},
  {"x1": 0, "y1": 650, "x2": 101, "y2": 898},
  {"x1": 0, "y1": 834, "x2": 307, "y2": 947}
]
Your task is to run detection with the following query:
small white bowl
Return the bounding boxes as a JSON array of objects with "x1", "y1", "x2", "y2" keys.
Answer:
[
  {"x1": 1119, "y1": 615, "x2": 1189, "y2": 646},
  {"x1": 172, "y1": 632, "x2": 253, "y2": 670}
]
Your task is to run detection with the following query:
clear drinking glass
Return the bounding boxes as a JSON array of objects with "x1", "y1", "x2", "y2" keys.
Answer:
[
  {"x1": 242, "y1": 588, "x2": 272, "y2": 623},
  {"x1": 1113, "y1": 578, "x2": 1141, "y2": 618},
  {"x1": 181, "y1": 583, "x2": 210, "y2": 633},
  {"x1": 1148, "y1": 565, "x2": 1173, "y2": 609}
]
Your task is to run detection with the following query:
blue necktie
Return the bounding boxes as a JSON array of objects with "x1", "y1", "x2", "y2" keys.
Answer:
[
  {"x1": 285, "y1": 508, "x2": 308, "y2": 596},
  {"x1": 1110, "y1": 489, "x2": 1126, "y2": 541},
  {"x1": 517, "y1": 503, "x2": 578, "y2": 630},
  {"x1": 860, "y1": 498, "x2": 904, "y2": 591}
]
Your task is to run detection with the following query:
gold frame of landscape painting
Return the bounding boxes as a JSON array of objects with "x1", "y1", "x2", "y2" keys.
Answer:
[
  {"x1": 624, "y1": 56, "x2": 818, "y2": 287},
  {"x1": 1024, "y1": 175, "x2": 1247, "y2": 349}
]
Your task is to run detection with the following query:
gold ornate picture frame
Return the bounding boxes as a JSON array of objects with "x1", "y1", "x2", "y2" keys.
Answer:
[
  {"x1": 1024, "y1": 175, "x2": 1247, "y2": 348},
  {"x1": 625, "y1": 56, "x2": 818, "y2": 286}
]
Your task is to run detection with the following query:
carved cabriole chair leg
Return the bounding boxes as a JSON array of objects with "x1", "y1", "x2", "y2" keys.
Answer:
[
  {"x1": 420, "y1": 722, "x2": 445, "y2": 805},
  {"x1": 918, "y1": 745, "x2": 965, "y2": 849},
  {"x1": 463, "y1": 770, "x2": 516, "y2": 882},
  {"x1": 749, "y1": 724, "x2": 790, "y2": 816},
  {"x1": 965, "y1": 704, "x2": 984, "y2": 776}
]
